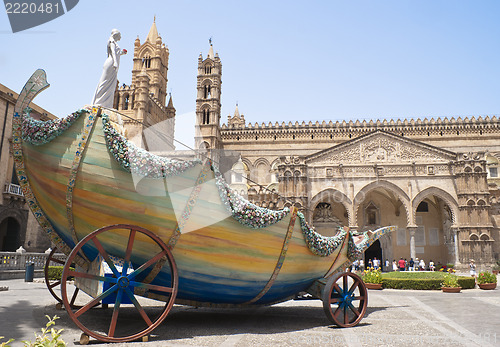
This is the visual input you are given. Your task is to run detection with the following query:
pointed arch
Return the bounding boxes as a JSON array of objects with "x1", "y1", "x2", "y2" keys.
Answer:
[
  {"x1": 310, "y1": 188, "x2": 353, "y2": 225},
  {"x1": 354, "y1": 180, "x2": 411, "y2": 226},
  {"x1": 412, "y1": 187, "x2": 459, "y2": 226}
]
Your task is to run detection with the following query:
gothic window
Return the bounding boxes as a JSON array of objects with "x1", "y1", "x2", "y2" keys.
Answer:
[
  {"x1": 11, "y1": 166, "x2": 19, "y2": 185},
  {"x1": 205, "y1": 65, "x2": 212, "y2": 74},
  {"x1": 203, "y1": 85, "x2": 212, "y2": 99},
  {"x1": 490, "y1": 167, "x2": 498, "y2": 178},
  {"x1": 142, "y1": 56, "x2": 152, "y2": 68},
  {"x1": 124, "y1": 94, "x2": 130, "y2": 110},
  {"x1": 365, "y1": 202, "x2": 379, "y2": 226},
  {"x1": 202, "y1": 109, "x2": 210, "y2": 125}
]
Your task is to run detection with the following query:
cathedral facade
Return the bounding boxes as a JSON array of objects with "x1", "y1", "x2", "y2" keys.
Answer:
[{"x1": 125, "y1": 21, "x2": 500, "y2": 270}]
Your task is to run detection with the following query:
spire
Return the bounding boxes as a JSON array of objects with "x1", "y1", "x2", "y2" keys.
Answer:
[
  {"x1": 146, "y1": 17, "x2": 159, "y2": 43},
  {"x1": 234, "y1": 103, "x2": 240, "y2": 118},
  {"x1": 207, "y1": 37, "x2": 214, "y2": 59},
  {"x1": 167, "y1": 93, "x2": 174, "y2": 109}
]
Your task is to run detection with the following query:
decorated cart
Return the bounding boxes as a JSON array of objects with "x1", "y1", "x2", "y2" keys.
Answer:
[{"x1": 14, "y1": 70, "x2": 394, "y2": 343}]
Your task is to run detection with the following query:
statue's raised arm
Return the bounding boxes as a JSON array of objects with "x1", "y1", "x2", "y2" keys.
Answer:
[{"x1": 91, "y1": 29, "x2": 127, "y2": 108}]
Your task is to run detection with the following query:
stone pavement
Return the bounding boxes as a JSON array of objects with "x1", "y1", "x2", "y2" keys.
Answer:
[{"x1": 0, "y1": 278, "x2": 499, "y2": 346}]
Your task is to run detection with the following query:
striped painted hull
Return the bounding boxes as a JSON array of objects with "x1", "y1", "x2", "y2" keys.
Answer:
[{"x1": 19, "y1": 109, "x2": 359, "y2": 305}]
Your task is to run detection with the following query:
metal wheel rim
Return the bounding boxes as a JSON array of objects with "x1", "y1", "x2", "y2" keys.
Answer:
[
  {"x1": 61, "y1": 224, "x2": 178, "y2": 343},
  {"x1": 322, "y1": 271, "x2": 367, "y2": 327}
]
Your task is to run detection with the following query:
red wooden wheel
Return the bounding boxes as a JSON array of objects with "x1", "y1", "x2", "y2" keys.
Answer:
[
  {"x1": 44, "y1": 247, "x2": 80, "y2": 308},
  {"x1": 322, "y1": 271, "x2": 367, "y2": 327},
  {"x1": 61, "y1": 224, "x2": 178, "y2": 343}
]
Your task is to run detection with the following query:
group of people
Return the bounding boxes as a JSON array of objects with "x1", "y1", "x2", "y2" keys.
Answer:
[
  {"x1": 352, "y1": 257, "x2": 390, "y2": 272},
  {"x1": 393, "y1": 257, "x2": 435, "y2": 271}
]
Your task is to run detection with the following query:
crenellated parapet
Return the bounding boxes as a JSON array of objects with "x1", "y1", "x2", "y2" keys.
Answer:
[{"x1": 221, "y1": 115, "x2": 500, "y2": 144}]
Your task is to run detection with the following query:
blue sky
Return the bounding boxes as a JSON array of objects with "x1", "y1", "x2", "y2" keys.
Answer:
[{"x1": 2, "y1": 1, "x2": 500, "y2": 148}]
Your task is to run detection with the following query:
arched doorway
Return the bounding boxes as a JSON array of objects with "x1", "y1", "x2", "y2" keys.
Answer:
[
  {"x1": 0, "y1": 217, "x2": 21, "y2": 251},
  {"x1": 365, "y1": 240, "x2": 382, "y2": 268}
]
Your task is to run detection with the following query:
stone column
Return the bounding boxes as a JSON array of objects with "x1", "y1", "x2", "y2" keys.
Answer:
[
  {"x1": 407, "y1": 226, "x2": 417, "y2": 260},
  {"x1": 451, "y1": 227, "x2": 461, "y2": 265}
]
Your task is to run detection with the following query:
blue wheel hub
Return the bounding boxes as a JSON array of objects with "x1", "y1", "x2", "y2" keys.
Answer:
[{"x1": 117, "y1": 276, "x2": 130, "y2": 289}]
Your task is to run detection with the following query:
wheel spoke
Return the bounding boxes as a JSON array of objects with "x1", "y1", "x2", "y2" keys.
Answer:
[
  {"x1": 332, "y1": 283, "x2": 342, "y2": 295},
  {"x1": 108, "y1": 290, "x2": 123, "y2": 337},
  {"x1": 128, "y1": 250, "x2": 168, "y2": 280},
  {"x1": 69, "y1": 287, "x2": 80, "y2": 306},
  {"x1": 343, "y1": 274, "x2": 347, "y2": 293},
  {"x1": 122, "y1": 229, "x2": 136, "y2": 276},
  {"x1": 91, "y1": 236, "x2": 121, "y2": 278},
  {"x1": 353, "y1": 295, "x2": 365, "y2": 301},
  {"x1": 348, "y1": 302, "x2": 361, "y2": 318},
  {"x1": 124, "y1": 288, "x2": 153, "y2": 326},
  {"x1": 348, "y1": 280, "x2": 359, "y2": 295},
  {"x1": 344, "y1": 304, "x2": 348, "y2": 325},
  {"x1": 50, "y1": 257, "x2": 65, "y2": 265},
  {"x1": 68, "y1": 270, "x2": 117, "y2": 284},
  {"x1": 74, "y1": 285, "x2": 118, "y2": 318},
  {"x1": 129, "y1": 281, "x2": 173, "y2": 294},
  {"x1": 333, "y1": 305, "x2": 342, "y2": 320},
  {"x1": 49, "y1": 280, "x2": 61, "y2": 289},
  {"x1": 329, "y1": 297, "x2": 340, "y2": 304}
]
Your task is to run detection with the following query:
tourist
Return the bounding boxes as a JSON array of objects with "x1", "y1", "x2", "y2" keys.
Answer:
[
  {"x1": 419, "y1": 258, "x2": 426, "y2": 271},
  {"x1": 429, "y1": 260, "x2": 435, "y2": 271},
  {"x1": 359, "y1": 259, "x2": 364, "y2": 272},
  {"x1": 469, "y1": 259, "x2": 476, "y2": 277},
  {"x1": 368, "y1": 259, "x2": 373, "y2": 269},
  {"x1": 409, "y1": 258, "x2": 415, "y2": 271},
  {"x1": 385, "y1": 259, "x2": 390, "y2": 272},
  {"x1": 405, "y1": 258, "x2": 409, "y2": 271},
  {"x1": 373, "y1": 257, "x2": 380, "y2": 270},
  {"x1": 398, "y1": 257, "x2": 405, "y2": 271},
  {"x1": 392, "y1": 259, "x2": 398, "y2": 272}
]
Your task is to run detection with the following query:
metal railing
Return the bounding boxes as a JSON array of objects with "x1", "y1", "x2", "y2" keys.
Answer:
[
  {"x1": 3, "y1": 183, "x2": 23, "y2": 196},
  {"x1": 0, "y1": 251, "x2": 65, "y2": 270}
]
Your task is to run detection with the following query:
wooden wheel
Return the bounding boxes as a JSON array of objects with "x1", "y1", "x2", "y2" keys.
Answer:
[
  {"x1": 322, "y1": 271, "x2": 367, "y2": 327},
  {"x1": 44, "y1": 247, "x2": 80, "y2": 308},
  {"x1": 61, "y1": 224, "x2": 178, "y2": 343}
]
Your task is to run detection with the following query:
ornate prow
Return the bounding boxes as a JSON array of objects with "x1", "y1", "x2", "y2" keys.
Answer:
[{"x1": 14, "y1": 69, "x2": 50, "y2": 114}]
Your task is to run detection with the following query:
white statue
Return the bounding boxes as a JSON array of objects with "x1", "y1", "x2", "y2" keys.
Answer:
[{"x1": 91, "y1": 29, "x2": 127, "y2": 108}]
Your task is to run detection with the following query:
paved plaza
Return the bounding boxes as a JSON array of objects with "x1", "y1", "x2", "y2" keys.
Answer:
[{"x1": 0, "y1": 278, "x2": 499, "y2": 346}]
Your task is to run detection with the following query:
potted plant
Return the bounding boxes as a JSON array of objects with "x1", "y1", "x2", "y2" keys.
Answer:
[
  {"x1": 477, "y1": 271, "x2": 497, "y2": 290},
  {"x1": 362, "y1": 268, "x2": 383, "y2": 289},
  {"x1": 493, "y1": 261, "x2": 500, "y2": 275},
  {"x1": 441, "y1": 273, "x2": 461, "y2": 293}
]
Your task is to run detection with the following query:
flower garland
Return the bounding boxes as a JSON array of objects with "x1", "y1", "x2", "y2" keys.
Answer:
[
  {"x1": 212, "y1": 165, "x2": 290, "y2": 229},
  {"x1": 101, "y1": 114, "x2": 201, "y2": 178},
  {"x1": 297, "y1": 211, "x2": 347, "y2": 257},
  {"x1": 21, "y1": 108, "x2": 85, "y2": 145},
  {"x1": 347, "y1": 232, "x2": 369, "y2": 260}
]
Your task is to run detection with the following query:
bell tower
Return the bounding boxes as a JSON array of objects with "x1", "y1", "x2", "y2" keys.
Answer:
[
  {"x1": 131, "y1": 17, "x2": 169, "y2": 106},
  {"x1": 195, "y1": 40, "x2": 222, "y2": 161}
]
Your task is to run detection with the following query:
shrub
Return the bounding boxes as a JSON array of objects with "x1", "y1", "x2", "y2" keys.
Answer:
[
  {"x1": 22, "y1": 315, "x2": 66, "y2": 346},
  {"x1": 457, "y1": 276, "x2": 476, "y2": 289},
  {"x1": 477, "y1": 271, "x2": 497, "y2": 284},
  {"x1": 442, "y1": 273, "x2": 459, "y2": 288},
  {"x1": 362, "y1": 268, "x2": 382, "y2": 284},
  {"x1": 382, "y1": 278, "x2": 442, "y2": 290},
  {"x1": 45, "y1": 266, "x2": 74, "y2": 281},
  {"x1": 380, "y1": 272, "x2": 474, "y2": 290}
]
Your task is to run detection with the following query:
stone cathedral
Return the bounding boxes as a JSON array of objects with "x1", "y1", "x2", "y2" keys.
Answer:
[{"x1": 120, "y1": 21, "x2": 500, "y2": 270}]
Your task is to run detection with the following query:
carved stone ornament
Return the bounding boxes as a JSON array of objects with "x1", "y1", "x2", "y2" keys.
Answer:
[{"x1": 306, "y1": 132, "x2": 456, "y2": 165}]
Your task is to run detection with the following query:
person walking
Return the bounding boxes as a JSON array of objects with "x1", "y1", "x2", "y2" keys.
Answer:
[
  {"x1": 469, "y1": 259, "x2": 476, "y2": 277},
  {"x1": 392, "y1": 259, "x2": 398, "y2": 272},
  {"x1": 398, "y1": 257, "x2": 406, "y2": 271}
]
